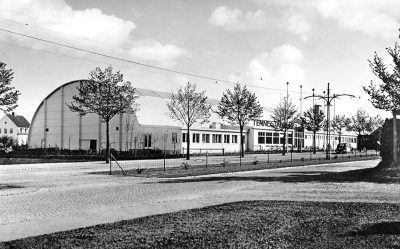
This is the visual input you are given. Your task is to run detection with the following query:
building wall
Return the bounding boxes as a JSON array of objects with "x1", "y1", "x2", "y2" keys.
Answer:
[
  {"x1": 28, "y1": 80, "x2": 182, "y2": 152},
  {"x1": 180, "y1": 127, "x2": 244, "y2": 153}
]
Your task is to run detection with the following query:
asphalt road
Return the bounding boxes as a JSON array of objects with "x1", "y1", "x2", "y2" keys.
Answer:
[{"x1": 0, "y1": 158, "x2": 398, "y2": 242}]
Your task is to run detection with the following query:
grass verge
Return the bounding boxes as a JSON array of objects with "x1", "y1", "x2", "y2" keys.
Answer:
[
  {"x1": 2, "y1": 200, "x2": 400, "y2": 248},
  {"x1": 95, "y1": 155, "x2": 381, "y2": 178}
]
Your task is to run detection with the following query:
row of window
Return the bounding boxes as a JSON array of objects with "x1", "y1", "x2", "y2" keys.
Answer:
[
  {"x1": 257, "y1": 132, "x2": 293, "y2": 145},
  {"x1": 143, "y1": 133, "x2": 178, "y2": 148},
  {"x1": 304, "y1": 134, "x2": 357, "y2": 143},
  {"x1": 182, "y1": 133, "x2": 240, "y2": 144},
  {"x1": 0, "y1": 128, "x2": 13, "y2": 134}
]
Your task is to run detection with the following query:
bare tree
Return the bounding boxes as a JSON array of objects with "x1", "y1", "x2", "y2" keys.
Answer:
[
  {"x1": 167, "y1": 82, "x2": 211, "y2": 160},
  {"x1": 0, "y1": 62, "x2": 20, "y2": 112},
  {"x1": 68, "y1": 65, "x2": 139, "y2": 162},
  {"x1": 270, "y1": 97, "x2": 299, "y2": 155},
  {"x1": 217, "y1": 83, "x2": 263, "y2": 157}
]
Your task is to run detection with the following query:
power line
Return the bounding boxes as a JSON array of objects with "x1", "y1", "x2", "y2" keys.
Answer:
[
  {"x1": 0, "y1": 27, "x2": 311, "y2": 95},
  {"x1": 0, "y1": 13, "x2": 238, "y2": 76}
]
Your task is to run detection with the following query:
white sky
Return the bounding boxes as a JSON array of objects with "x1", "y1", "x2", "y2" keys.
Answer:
[{"x1": 0, "y1": 0, "x2": 398, "y2": 122}]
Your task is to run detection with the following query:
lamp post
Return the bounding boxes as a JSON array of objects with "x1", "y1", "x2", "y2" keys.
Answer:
[{"x1": 305, "y1": 83, "x2": 354, "y2": 159}]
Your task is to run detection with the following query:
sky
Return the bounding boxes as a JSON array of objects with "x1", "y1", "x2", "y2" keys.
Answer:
[{"x1": 0, "y1": 0, "x2": 399, "y2": 123}]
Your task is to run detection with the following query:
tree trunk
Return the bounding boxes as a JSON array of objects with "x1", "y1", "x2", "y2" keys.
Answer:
[
  {"x1": 282, "y1": 130, "x2": 286, "y2": 156},
  {"x1": 106, "y1": 119, "x2": 110, "y2": 163},
  {"x1": 313, "y1": 131, "x2": 316, "y2": 154},
  {"x1": 186, "y1": 125, "x2": 190, "y2": 160},
  {"x1": 240, "y1": 125, "x2": 244, "y2": 158}
]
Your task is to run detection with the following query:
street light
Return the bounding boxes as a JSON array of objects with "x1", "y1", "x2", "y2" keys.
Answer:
[{"x1": 305, "y1": 83, "x2": 355, "y2": 159}]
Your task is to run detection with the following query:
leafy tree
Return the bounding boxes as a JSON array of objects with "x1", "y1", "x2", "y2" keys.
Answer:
[
  {"x1": 167, "y1": 82, "x2": 211, "y2": 160},
  {"x1": 0, "y1": 62, "x2": 20, "y2": 112},
  {"x1": 68, "y1": 65, "x2": 139, "y2": 163},
  {"x1": 217, "y1": 83, "x2": 263, "y2": 157},
  {"x1": 301, "y1": 105, "x2": 325, "y2": 154},
  {"x1": 331, "y1": 115, "x2": 351, "y2": 144},
  {"x1": 347, "y1": 109, "x2": 383, "y2": 151},
  {"x1": 363, "y1": 30, "x2": 400, "y2": 112},
  {"x1": 270, "y1": 97, "x2": 298, "y2": 155},
  {"x1": 0, "y1": 135, "x2": 15, "y2": 148}
]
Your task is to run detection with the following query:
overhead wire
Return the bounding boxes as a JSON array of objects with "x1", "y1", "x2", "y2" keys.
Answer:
[{"x1": 0, "y1": 26, "x2": 313, "y2": 95}]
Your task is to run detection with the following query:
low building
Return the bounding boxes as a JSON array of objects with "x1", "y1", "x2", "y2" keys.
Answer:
[
  {"x1": 0, "y1": 113, "x2": 30, "y2": 145},
  {"x1": 28, "y1": 80, "x2": 357, "y2": 153}
]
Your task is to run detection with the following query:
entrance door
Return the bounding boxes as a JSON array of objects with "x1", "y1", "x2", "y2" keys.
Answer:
[{"x1": 90, "y1": 140, "x2": 97, "y2": 151}]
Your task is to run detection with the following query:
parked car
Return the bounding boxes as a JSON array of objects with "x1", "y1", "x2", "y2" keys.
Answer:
[{"x1": 335, "y1": 143, "x2": 353, "y2": 154}]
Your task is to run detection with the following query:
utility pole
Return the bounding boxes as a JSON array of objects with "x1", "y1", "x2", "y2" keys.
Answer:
[{"x1": 305, "y1": 83, "x2": 354, "y2": 159}]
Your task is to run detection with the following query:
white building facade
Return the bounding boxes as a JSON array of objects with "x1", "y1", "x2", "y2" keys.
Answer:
[
  {"x1": 28, "y1": 80, "x2": 357, "y2": 153},
  {"x1": 0, "y1": 113, "x2": 30, "y2": 145}
]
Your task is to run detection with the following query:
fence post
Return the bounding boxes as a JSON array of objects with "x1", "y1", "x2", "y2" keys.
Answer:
[
  {"x1": 109, "y1": 152, "x2": 112, "y2": 175},
  {"x1": 223, "y1": 148, "x2": 225, "y2": 156},
  {"x1": 163, "y1": 151, "x2": 166, "y2": 172},
  {"x1": 267, "y1": 150, "x2": 270, "y2": 164},
  {"x1": 206, "y1": 151, "x2": 208, "y2": 168},
  {"x1": 365, "y1": 149, "x2": 367, "y2": 158},
  {"x1": 290, "y1": 147, "x2": 293, "y2": 163},
  {"x1": 310, "y1": 149, "x2": 312, "y2": 161}
]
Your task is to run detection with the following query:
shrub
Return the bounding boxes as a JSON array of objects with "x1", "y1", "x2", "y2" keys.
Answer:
[
  {"x1": 135, "y1": 168, "x2": 145, "y2": 174},
  {"x1": 252, "y1": 160, "x2": 259, "y2": 165},
  {"x1": 181, "y1": 162, "x2": 190, "y2": 170},
  {"x1": 221, "y1": 159, "x2": 230, "y2": 167}
]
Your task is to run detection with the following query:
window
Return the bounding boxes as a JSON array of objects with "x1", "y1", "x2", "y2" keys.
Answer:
[
  {"x1": 4, "y1": 128, "x2": 7, "y2": 134},
  {"x1": 10, "y1": 128, "x2": 13, "y2": 134},
  {"x1": 224, "y1": 134, "x2": 230, "y2": 143},
  {"x1": 232, "y1": 135, "x2": 238, "y2": 143},
  {"x1": 182, "y1": 133, "x2": 187, "y2": 143},
  {"x1": 258, "y1": 132, "x2": 265, "y2": 144},
  {"x1": 212, "y1": 134, "x2": 222, "y2": 143},
  {"x1": 279, "y1": 134, "x2": 285, "y2": 144},
  {"x1": 202, "y1": 134, "x2": 210, "y2": 143},
  {"x1": 144, "y1": 134, "x2": 152, "y2": 148},
  {"x1": 288, "y1": 133, "x2": 293, "y2": 144},
  {"x1": 172, "y1": 133, "x2": 178, "y2": 143},
  {"x1": 116, "y1": 127, "x2": 119, "y2": 131},
  {"x1": 192, "y1": 133, "x2": 200, "y2": 143},
  {"x1": 273, "y1": 133, "x2": 279, "y2": 144},
  {"x1": 266, "y1": 132, "x2": 272, "y2": 144}
]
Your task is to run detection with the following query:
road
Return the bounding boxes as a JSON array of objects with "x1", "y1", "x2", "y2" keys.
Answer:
[{"x1": 0, "y1": 158, "x2": 398, "y2": 242}]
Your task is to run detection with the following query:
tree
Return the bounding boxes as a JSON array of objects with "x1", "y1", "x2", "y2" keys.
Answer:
[
  {"x1": 270, "y1": 97, "x2": 299, "y2": 155},
  {"x1": 217, "y1": 83, "x2": 263, "y2": 158},
  {"x1": 167, "y1": 82, "x2": 211, "y2": 160},
  {"x1": 0, "y1": 63, "x2": 20, "y2": 112},
  {"x1": 347, "y1": 109, "x2": 383, "y2": 151},
  {"x1": 301, "y1": 105, "x2": 325, "y2": 154},
  {"x1": 68, "y1": 65, "x2": 139, "y2": 163},
  {"x1": 363, "y1": 30, "x2": 400, "y2": 111},
  {"x1": 0, "y1": 135, "x2": 15, "y2": 149},
  {"x1": 331, "y1": 114, "x2": 351, "y2": 144}
]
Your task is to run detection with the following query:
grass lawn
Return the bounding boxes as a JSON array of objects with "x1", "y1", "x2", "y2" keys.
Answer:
[
  {"x1": 96, "y1": 155, "x2": 381, "y2": 178},
  {"x1": 2, "y1": 200, "x2": 400, "y2": 248}
]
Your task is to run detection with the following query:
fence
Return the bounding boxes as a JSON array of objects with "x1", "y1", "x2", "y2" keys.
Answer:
[{"x1": 108, "y1": 149, "x2": 381, "y2": 175}]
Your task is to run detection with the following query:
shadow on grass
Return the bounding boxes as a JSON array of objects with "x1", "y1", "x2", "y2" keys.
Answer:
[
  {"x1": 345, "y1": 222, "x2": 400, "y2": 236},
  {"x1": 159, "y1": 167, "x2": 400, "y2": 184}
]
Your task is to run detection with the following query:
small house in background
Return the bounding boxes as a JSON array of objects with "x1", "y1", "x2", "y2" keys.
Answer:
[{"x1": 0, "y1": 113, "x2": 30, "y2": 145}]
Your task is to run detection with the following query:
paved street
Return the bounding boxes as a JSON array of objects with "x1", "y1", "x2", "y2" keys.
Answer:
[{"x1": 1, "y1": 158, "x2": 399, "y2": 242}]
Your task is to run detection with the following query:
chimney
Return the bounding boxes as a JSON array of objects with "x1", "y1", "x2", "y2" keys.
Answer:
[{"x1": 11, "y1": 112, "x2": 15, "y2": 116}]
